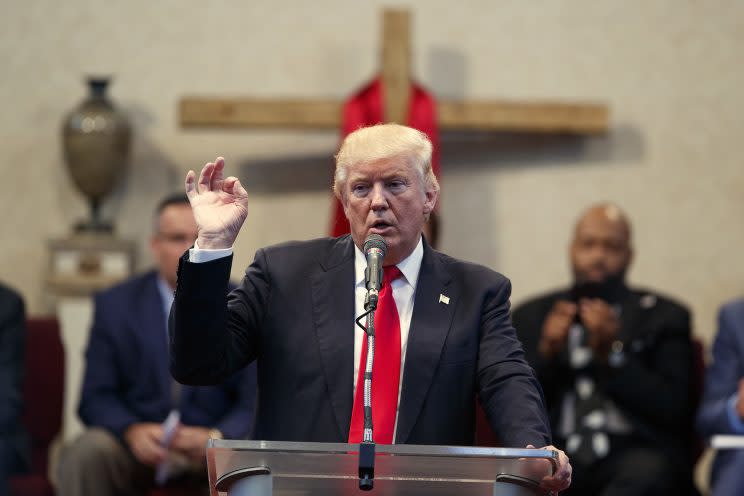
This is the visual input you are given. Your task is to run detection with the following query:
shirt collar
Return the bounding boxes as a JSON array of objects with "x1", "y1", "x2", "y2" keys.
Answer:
[{"x1": 354, "y1": 236, "x2": 424, "y2": 291}]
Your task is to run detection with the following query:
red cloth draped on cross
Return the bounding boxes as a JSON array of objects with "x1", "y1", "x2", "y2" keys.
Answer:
[{"x1": 330, "y1": 78, "x2": 440, "y2": 236}]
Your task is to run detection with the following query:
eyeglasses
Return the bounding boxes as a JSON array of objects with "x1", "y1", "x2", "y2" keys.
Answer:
[{"x1": 156, "y1": 232, "x2": 197, "y2": 244}]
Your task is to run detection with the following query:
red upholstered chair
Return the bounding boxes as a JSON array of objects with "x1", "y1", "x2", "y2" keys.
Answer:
[
  {"x1": 689, "y1": 337, "x2": 706, "y2": 465},
  {"x1": 7, "y1": 316, "x2": 204, "y2": 496},
  {"x1": 10, "y1": 317, "x2": 65, "y2": 496}
]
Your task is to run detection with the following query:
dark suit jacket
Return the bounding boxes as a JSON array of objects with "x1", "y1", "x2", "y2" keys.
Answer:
[
  {"x1": 170, "y1": 236, "x2": 550, "y2": 448},
  {"x1": 79, "y1": 271, "x2": 256, "y2": 440},
  {"x1": 697, "y1": 298, "x2": 744, "y2": 494},
  {"x1": 512, "y1": 286, "x2": 693, "y2": 459},
  {"x1": 0, "y1": 283, "x2": 30, "y2": 478}
]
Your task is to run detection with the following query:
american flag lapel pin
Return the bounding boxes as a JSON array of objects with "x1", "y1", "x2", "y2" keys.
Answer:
[{"x1": 439, "y1": 294, "x2": 450, "y2": 305}]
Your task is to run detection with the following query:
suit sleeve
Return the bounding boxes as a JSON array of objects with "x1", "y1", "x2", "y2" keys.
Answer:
[
  {"x1": 0, "y1": 290, "x2": 25, "y2": 434},
  {"x1": 697, "y1": 304, "x2": 744, "y2": 437},
  {"x1": 477, "y1": 277, "x2": 552, "y2": 448},
  {"x1": 170, "y1": 249, "x2": 269, "y2": 385},
  {"x1": 604, "y1": 304, "x2": 692, "y2": 432},
  {"x1": 78, "y1": 295, "x2": 142, "y2": 437}
]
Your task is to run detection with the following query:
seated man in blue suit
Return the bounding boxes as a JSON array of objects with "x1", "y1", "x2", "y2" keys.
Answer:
[
  {"x1": 0, "y1": 282, "x2": 29, "y2": 495},
  {"x1": 697, "y1": 299, "x2": 744, "y2": 496},
  {"x1": 170, "y1": 124, "x2": 572, "y2": 493},
  {"x1": 57, "y1": 194, "x2": 257, "y2": 496}
]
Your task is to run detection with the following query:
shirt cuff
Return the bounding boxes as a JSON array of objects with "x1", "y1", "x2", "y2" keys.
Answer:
[
  {"x1": 189, "y1": 240, "x2": 233, "y2": 263},
  {"x1": 726, "y1": 394, "x2": 744, "y2": 434}
]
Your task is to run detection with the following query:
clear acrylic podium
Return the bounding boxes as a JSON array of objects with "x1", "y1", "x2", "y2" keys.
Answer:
[{"x1": 207, "y1": 440, "x2": 558, "y2": 496}]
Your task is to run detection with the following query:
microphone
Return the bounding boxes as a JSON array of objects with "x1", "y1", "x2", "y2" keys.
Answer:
[
  {"x1": 363, "y1": 235, "x2": 387, "y2": 309},
  {"x1": 358, "y1": 234, "x2": 387, "y2": 491}
]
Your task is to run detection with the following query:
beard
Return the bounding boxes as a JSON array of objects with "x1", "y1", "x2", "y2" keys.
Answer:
[{"x1": 570, "y1": 271, "x2": 626, "y2": 303}]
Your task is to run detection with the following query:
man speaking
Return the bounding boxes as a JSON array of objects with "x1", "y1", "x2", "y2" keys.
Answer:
[{"x1": 169, "y1": 124, "x2": 571, "y2": 492}]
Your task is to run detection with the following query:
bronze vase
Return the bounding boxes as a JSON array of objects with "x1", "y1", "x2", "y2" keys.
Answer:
[{"x1": 62, "y1": 77, "x2": 132, "y2": 232}]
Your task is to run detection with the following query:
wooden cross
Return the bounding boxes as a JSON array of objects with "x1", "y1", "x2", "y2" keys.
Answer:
[{"x1": 180, "y1": 9, "x2": 608, "y2": 134}]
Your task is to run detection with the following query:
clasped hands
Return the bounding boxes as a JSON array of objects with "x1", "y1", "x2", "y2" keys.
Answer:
[
  {"x1": 539, "y1": 298, "x2": 620, "y2": 362},
  {"x1": 123, "y1": 423, "x2": 212, "y2": 467}
]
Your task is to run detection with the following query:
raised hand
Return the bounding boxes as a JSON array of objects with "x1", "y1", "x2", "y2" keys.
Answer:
[{"x1": 185, "y1": 157, "x2": 249, "y2": 249}]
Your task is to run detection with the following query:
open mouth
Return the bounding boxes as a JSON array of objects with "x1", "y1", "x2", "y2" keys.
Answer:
[{"x1": 370, "y1": 221, "x2": 393, "y2": 232}]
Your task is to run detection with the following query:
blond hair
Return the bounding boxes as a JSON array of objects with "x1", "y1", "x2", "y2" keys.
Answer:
[{"x1": 333, "y1": 124, "x2": 440, "y2": 199}]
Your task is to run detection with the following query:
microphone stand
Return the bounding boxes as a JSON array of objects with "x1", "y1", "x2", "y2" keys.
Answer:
[{"x1": 354, "y1": 288, "x2": 379, "y2": 490}]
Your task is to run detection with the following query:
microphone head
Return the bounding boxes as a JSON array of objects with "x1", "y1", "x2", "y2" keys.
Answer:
[{"x1": 363, "y1": 234, "x2": 387, "y2": 256}]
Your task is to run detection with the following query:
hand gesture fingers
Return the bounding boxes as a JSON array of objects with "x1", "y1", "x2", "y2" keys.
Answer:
[
  {"x1": 183, "y1": 156, "x2": 249, "y2": 249},
  {"x1": 196, "y1": 160, "x2": 215, "y2": 194}
]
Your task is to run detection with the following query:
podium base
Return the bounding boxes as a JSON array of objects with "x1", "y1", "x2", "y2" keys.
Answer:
[
  {"x1": 494, "y1": 474, "x2": 544, "y2": 495},
  {"x1": 216, "y1": 467, "x2": 272, "y2": 496}
]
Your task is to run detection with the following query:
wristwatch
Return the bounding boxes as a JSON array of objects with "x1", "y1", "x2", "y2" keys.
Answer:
[{"x1": 607, "y1": 340, "x2": 626, "y2": 368}]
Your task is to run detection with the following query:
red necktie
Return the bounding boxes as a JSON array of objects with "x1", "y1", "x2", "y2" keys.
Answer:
[{"x1": 348, "y1": 266, "x2": 403, "y2": 444}]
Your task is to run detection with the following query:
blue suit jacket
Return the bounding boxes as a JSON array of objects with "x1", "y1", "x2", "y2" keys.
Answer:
[
  {"x1": 170, "y1": 236, "x2": 550, "y2": 448},
  {"x1": 697, "y1": 298, "x2": 744, "y2": 495},
  {"x1": 79, "y1": 271, "x2": 256, "y2": 440}
]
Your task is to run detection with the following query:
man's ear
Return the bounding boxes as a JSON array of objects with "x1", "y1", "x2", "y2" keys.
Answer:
[{"x1": 423, "y1": 189, "x2": 438, "y2": 215}]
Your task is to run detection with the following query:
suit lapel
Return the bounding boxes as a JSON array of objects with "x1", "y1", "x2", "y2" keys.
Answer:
[
  {"x1": 395, "y1": 244, "x2": 454, "y2": 443},
  {"x1": 311, "y1": 237, "x2": 356, "y2": 441}
]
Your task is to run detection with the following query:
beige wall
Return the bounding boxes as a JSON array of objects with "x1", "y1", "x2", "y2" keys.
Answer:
[{"x1": 1, "y1": 0, "x2": 743, "y2": 348}]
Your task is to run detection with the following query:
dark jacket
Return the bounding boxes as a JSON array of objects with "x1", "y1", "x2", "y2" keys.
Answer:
[{"x1": 513, "y1": 285, "x2": 693, "y2": 461}]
